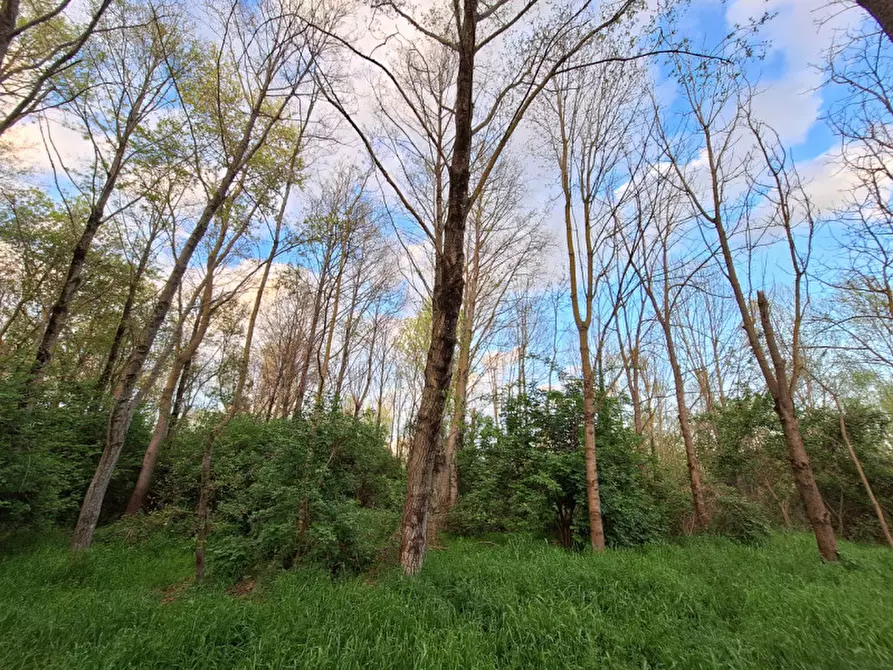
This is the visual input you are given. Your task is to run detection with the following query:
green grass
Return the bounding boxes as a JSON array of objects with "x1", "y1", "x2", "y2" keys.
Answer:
[{"x1": 1, "y1": 532, "x2": 891, "y2": 669}]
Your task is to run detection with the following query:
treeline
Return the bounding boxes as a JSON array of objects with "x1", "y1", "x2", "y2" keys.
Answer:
[{"x1": 1, "y1": 0, "x2": 892, "y2": 579}]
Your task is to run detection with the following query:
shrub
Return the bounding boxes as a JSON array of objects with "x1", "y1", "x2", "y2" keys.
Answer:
[{"x1": 707, "y1": 485, "x2": 771, "y2": 545}]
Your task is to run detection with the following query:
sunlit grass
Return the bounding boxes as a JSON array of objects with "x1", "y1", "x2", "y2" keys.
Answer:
[{"x1": 1, "y1": 532, "x2": 891, "y2": 669}]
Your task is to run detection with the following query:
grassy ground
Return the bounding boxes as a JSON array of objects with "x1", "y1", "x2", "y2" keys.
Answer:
[{"x1": 0, "y1": 532, "x2": 891, "y2": 669}]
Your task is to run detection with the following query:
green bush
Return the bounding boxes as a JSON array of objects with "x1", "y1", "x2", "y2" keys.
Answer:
[
  {"x1": 157, "y1": 410, "x2": 403, "y2": 579},
  {"x1": 452, "y1": 382, "x2": 666, "y2": 548},
  {"x1": 707, "y1": 485, "x2": 772, "y2": 545}
]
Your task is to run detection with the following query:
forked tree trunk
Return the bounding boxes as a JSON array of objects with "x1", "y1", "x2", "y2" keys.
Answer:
[
  {"x1": 399, "y1": 0, "x2": 476, "y2": 576},
  {"x1": 754, "y1": 292, "x2": 838, "y2": 561},
  {"x1": 429, "y1": 268, "x2": 476, "y2": 537}
]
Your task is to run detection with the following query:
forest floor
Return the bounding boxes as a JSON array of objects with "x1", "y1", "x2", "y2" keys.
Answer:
[{"x1": 0, "y1": 532, "x2": 891, "y2": 669}]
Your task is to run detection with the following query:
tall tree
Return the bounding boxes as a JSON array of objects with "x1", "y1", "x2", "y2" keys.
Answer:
[
  {"x1": 70, "y1": 0, "x2": 331, "y2": 550},
  {"x1": 26, "y1": 0, "x2": 187, "y2": 392},
  {"x1": 656, "y1": 55, "x2": 838, "y2": 561},
  {"x1": 320, "y1": 0, "x2": 641, "y2": 574}
]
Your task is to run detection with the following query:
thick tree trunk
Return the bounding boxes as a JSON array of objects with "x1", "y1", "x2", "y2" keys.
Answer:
[
  {"x1": 705, "y1": 139, "x2": 838, "y2": 561},
  {"x1": 429, "y1": 267, "x2": 476, "y2": 537},
  {"x1": 857, "y1": 0, "x2": 893, "y2": 43},
  {"x1": 399, "y1": 0, "x2": 476, "y2": 576}
]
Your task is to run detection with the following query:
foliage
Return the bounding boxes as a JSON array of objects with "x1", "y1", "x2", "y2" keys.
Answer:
[
  {"x1": 452, "y1": 382, "x2": 666, "y2": 548},
  {"x1": 0, "y1": 375, "x2": 151, "y2": 531},
  {"x1": 697, "y1": 392, "x2": 893, "y2": 544},
  {"x1": 156, "y1": 410, "x2": 403, "y2": 578},
  {"x1": 707, "y1": 485, "x2": 772, "y2": 545}
]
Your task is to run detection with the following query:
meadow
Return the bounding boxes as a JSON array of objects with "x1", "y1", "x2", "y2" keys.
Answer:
[{"x1": 1, "y1": 532, "x2": 891, "y2": 669}]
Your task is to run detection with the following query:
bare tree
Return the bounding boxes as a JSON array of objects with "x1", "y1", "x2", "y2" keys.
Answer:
[
  {"x1": 656, "y1": 54, "x2": 838, "y2": 561},
  {"x1": 317, "y1": 0, "x2": 643, "y2": 573},
  {"x1": 536, "y1": 56, "x2": 644, "y2": 550}
]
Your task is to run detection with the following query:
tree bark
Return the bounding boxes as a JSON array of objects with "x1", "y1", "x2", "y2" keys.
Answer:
[
  {"x1": 579, "y1": 334, "x2": 606, "y2": 551},
  {"x1": 755, "y1": 292, "x2": 838, "y2": 561},
  {"x1": 398, "y1": 0, "x2": 476, "y2": 576},
  {"x1": 857, "y1": 0, "x2": 893, "y2": 43},
  {"x1": 124, "y1": 291, "x2": 211, "y2": 515}
]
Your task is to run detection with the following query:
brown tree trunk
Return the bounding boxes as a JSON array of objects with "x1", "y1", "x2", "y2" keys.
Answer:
[
  {"x1": 0, "y1": 0, "x2": 20, "y2": 69},
  {"x1": 655, "y1": 316, "x2": 709, "y2": 528},
  {"x1": 125, "y1": 292, "x2": 212, "y2": 515},
  {"x1": 755, "y1": 292, "x2": 838, "y2": 561},
  {"x1": 579, "y1": 335, "x2": 606, "y2": 551},
  {"x1": 399, "y1": 0, "x2": 476, "y2": 576},
  {"x1": 70, "y1": 184, "x2": 235, "y2": 551},
  {"x1": 857, "y1": 0, "x2": 893, "y2": 43}
]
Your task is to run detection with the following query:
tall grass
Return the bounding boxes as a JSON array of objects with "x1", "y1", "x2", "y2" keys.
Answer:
[{"x1": 1, "y1": 532, "x2": 891, "y2": 669}]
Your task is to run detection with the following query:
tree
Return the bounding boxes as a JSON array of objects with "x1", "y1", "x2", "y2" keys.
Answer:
[
  {"x1": 0, "y1": 0, "x2": 115, "y2": 135},
  {"x1": 656, "y1": 53, "x2": 838, "y2": 561},
  {"x1": 70, "y1": 0, "x2": 332, "y2": 550},
  {"x1": 536, "y1": 55, "x2": 643, "y2": 550},
  {"x1": 319, "y1": 0, "x2": 642, "y2": 573},
  {"x1": 26, "y1": 0, "x2": 188, "y2": 393},
  {"x1": 626, "y1": 158, "x2": 712, "y2": 529}
]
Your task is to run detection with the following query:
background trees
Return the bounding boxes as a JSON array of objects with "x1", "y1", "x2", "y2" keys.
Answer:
[{"x1": 0, "y1": 0, "x2": 892, "y2": 581}]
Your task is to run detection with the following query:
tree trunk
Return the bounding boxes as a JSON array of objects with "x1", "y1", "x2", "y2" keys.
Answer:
[
  {"x1": 294, "y1": 251, "x2": 331, "y2": 413},
  {"x1": 70, "y1": 183, "x2": 233, "y2": 551},
  {"x1": 125, "y1": 293, "x2": 211, "y2": 515},
  {"x1": 755, "y1": 292, "x2": 838, "y2": 561},
  {"x1": 26, "y1": 81, "x2": 149, "y2": 395},
  {"x1": 97, "y1": 229, "x2": 157, "y2": 396},
  {"x1": 579, "y1": 335, "x2": 606, "y2": 551},
  {"x1": 399, "y1": 0, "x2": 476, "y2": 576},
  {"x1": 835, "y1": 399, "x2": 893, "y2": 548},
  {"x1": 661, "y1": 319, "x2": 709, "y2": 528},
  {"x1": 857, "y1": 0, "x2": 893, "y2": 43}
]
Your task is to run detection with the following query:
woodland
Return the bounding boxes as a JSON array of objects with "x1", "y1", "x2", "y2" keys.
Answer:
[{"x1": 1, "y1": 0, "x2": 893, "y2": 667}]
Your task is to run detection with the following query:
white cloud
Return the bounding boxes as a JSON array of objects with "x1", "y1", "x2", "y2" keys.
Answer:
[{"x1": 727, "y1": 0, "x2": 865, "y2": 146}]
